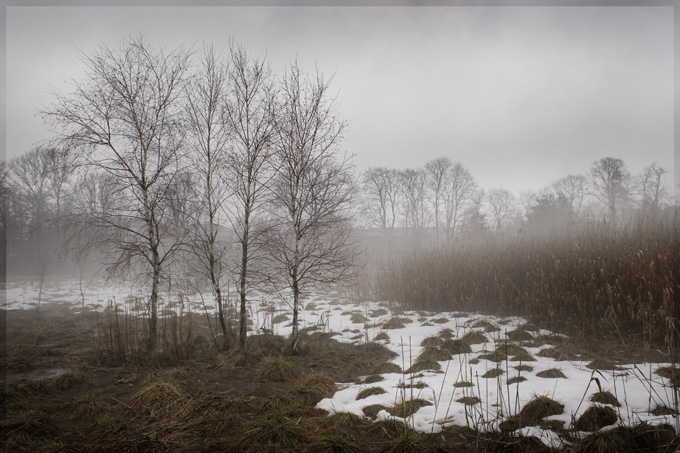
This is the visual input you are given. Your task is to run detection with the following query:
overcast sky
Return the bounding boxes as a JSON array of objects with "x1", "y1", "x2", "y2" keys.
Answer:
[{"x1": 5, "y1": 5, "x2": 675, "y2": 194}]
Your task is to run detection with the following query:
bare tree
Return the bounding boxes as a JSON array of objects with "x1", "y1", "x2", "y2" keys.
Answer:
[
  {"x1": 360, "y1": 167, "x2": 400, "y2": 236},
  {"x1": 222, "y1": 43, "x2": 277, "y2": 347},
  {"x1": 399, "y1": 168, "x2": 429, "y2": 236},
  {"x1": 44, "y1": 35, "x2": 192, "y2": 354},
  {"x1": 184, "y1": 45, "x2": 233, "y2": 347},
  {"x1": 43, "y1": 146, "x2": 80, "y2": 222},
  {"x1": 486, "y1": 188, "x2": 516, "y2": 231},
  {"x1": 7, "y1": 148, "x2": 52, "y2": 237},
  {"x1": 590, "y1": 157, "x2": 629, "y2": 226},
  {"x1": 442, "y1": 162, "x2": 477, "y2": 240},
  {"x1": 633, "y1": 162, "x2": 669, "y2": 222},
  {"x1": 268, "y1": 62, "x2": 356, "y2": 353},
  {"x1": 425, "y1": 157, "x2": 452, "y2": 239},
  {"x1": 551, "y1": 174, "x2": 589, "y2": 219}
]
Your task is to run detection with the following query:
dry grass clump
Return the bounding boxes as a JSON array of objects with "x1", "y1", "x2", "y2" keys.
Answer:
[
  {"x1": 367, "y1": 418, "x2": 407, "y2": 439},
  {"x1": 453, "y1": 381, "x2": 475, "y2": 388},
  {"x1": 572, "y1": 427, "x2": 631, "y2": 453},
  {"x1": 50, "y1": 372, "x2": 85, "y2": 391},
  {"x1": 227, "y1": 346, "x2": 263, "y2": 368},
  {"x1": 8, "y1": 379, "x2": 51, "y2": 397},
  {"x1": 590, "y1": 391, "x2": 621, "y2": 407},
  {"x1": 478, "y1": 350, "x2": 507, "y2": 363},
  {"x1": 431, "y1": 317, "x2": 449, "y2": 324},
  {"x1": 406, "y1": 360, "x2": 441, "y2": 374},
  {"x1": 417, "y1": 345, "x2": 453, "y2": 362},
  {"x1": 364, "y1": 374, "x2": 384, "y2": 384},
  {"x1": 519, "y1": 395, "x2": 565, "y2": 420},
  {"x1": 507, "y1": 376, "x2": 527, "y2": 385},
  {"x1": 460, "y1": 330, "x2": 487, "y2": 345},
  {"x1": 73, "y1": 391, "x2": 111, "y2": 417},
  {"x1": 575, "y1": 405, "x2": 618, "y2": 431},
  {"x1": 380, "y1": 433, "x2": 440, "y2": 452},
  {"x1": 130, "y1": 381, "x2": 185, "y2": 417},
  {"x1": 482, "y1": 368, "x2": 504, "y2": 379},
  {"x1": 536, "y1": 347, "x2": 578, "y2": 361},
  {"x1": 312, "y1": 433, "x2": 364, "y2": 453},
  {"x1": 237, "y1": 412, "x2": 310, "y2": 451},
  {"x1": 506, "y1": 329, "x2": 534, "y2": 342},
  {"x1": 356, "y1": 386, "x2": 387, "y2": 400},
  {"x1": 586, "y1": 358, "x2": 619, "y2": 371},
  {"x1": 383, "y1": 317, "x2": 410, "y2": 329},
  {"x1": 456, "y1": 396, "x2": 481, "y2": 406},
  {"x1": 271, "y1": 313, "x2": 290, "y2": 324},
  {"x1": 656, "y1": 366, "x2": 680, "y2": 388},
  {"x1": 373, "y1": 332, "x2": 390, "y2": 342},
  {"x1": 363, "y1": 404, "x2": 389, "y2": 419},
  {"x1": 370, "y1": 308, "x2": 389, "y2": 318},
  {"x1": 0, "y1": 408, "x2": 58, "y2": 448},
  {"x1": 258, "y1": 357, "x2": 302, "y2": 381},
  {"x1": 514, "y1": 364, "x2": 534, "y2": 372},
  {"x1": 536, "y1": 368, "x2": 566, "y2": 378},
  {"x1": 472, "y1": 320, "x2": 500, "y2": 332},
  {"x1": 292, "y1": 373, "x2": 337, "y2": 406},
  {"x1": 350, "y1": 313, "x2": 370, "y2": 324},
  {"x1": 651, "y1": 405, "x2": 677, "y2": 416},
  {"x1": 441, "y1": 339, "x2": 472, "y2": 355},
  {"x1": 388, "y1": 398, "x2": 432, "y2": 418}
]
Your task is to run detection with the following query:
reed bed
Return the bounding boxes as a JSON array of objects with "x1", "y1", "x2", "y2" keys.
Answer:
[{"x1": 373, "y1": 219, "x2": 680, "y2": 349}]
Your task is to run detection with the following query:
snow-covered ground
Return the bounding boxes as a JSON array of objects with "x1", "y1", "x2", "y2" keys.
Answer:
[{"x1": 4, "y1": 280, "x2": 679, "y2": 448}]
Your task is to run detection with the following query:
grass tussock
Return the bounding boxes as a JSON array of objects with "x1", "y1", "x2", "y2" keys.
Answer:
[
  {"x1": 388, "y1": 399, "x2": 433, "y2": 418},
  {"x1": 258, "y1": 357, "x2": 302, "y2": 382},
  {"x1": 406, "y1": 360, "x2": 441, "y2": 374},
  {"x1": 481, "y1": 368, "x2": 504, "y2": 379},
  {"x1": 507, "y1": 376, "x2": 527, "y2": 385},
  {"x1": 350, "y1": 313, "x2": 370, "y2": 324},
  {"x1": 536, "y1": 368, "x2": 566, "y2": 378},
  {"x1": 519, "y1": 395, "x2": 565, "y2": 420},
  {"x1": 656, "y1": 366, "x2": 680, "y2": 388},
  {"x1": 590, "y1": 391, "x2": 621, "y2": 407},
  {"x1": 227, "y1": 346, "x2": 263, "y2": 368},
  {"x1": 73, "y1": 391, "x2": 111, "y2": 417},
  {"x1": 363, "y1": 404, "x2": 389, "y2": 419},
  {"x1": 357, "y1": 386, "x2": 387, "y2": 400},
  {"x1": 456, "y1": 396, "x2": 481, "y2": 406},
  {"x1": 453, "y1": 381, "x2": 475, "y2": 388},
  {"x1": 50, "y1": 372, "x2": 85, "y2": 391},
  {"x1": 238, "y1": 412, "x2": 310, "y2": 451},
  {"x1": 383, "y1": 318, "x2": 410, "y2": 329},
  {"x1": 292, "y1": 373, "x2": 337, "y2": 406},
  {"x1": 575, "y1": 405, "x2": 618, "y2": 432}
]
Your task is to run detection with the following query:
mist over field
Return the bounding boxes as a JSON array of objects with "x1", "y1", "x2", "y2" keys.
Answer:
[{"x1": 3, "y1": 6, "x2": 679, "y2": 452}]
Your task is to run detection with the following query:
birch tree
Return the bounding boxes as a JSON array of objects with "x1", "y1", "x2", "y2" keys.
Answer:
[
  {"x1": 425, "y1": 157, "x2": 452, "y2": 239},
  {"x1": 43, "y1": 35, "x2": 192, "y2": 354},
  {"x1": 361, "y1": 167, "x2": 400, "y2": 236},
  {"x1": 268, "y1": 63, "x2": 357, "y2": 353},
  {"x1": 184, "y1": 45, "x2": 233, "y2": 346},
  {"x1": 222, "y1": 43, "x2": 277, "y2": 347}
]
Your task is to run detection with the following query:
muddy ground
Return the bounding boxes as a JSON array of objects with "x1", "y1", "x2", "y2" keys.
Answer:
[{"x1": 2, "y1": 303, "x2": 680, "y2": 452}]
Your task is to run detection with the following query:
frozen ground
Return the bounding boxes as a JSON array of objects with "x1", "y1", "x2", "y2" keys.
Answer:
[{"x1": 4, "y1": 279, "x2": 679, "y2": 448}]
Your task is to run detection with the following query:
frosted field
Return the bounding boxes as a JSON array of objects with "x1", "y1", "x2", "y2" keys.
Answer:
[{"x1": 4, "y1": 280, "x2": 680, "y2": 448}]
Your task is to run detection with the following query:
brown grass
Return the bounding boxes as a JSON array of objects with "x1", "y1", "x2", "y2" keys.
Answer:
[
  {"x1": 575, "y1": 406, "x2": 618, "y2": 432},
  {"x1": 371, "y1": 219, "x2": 680, "y2": 348}
]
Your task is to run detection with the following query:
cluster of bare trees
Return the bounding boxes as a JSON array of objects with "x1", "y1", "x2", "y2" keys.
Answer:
[
  {"x1": 5, "y1": 36, "x2": 358, "y2": 354},
  {"x1": 358, "y1": 156, "x2": 675, "y2": 241}
]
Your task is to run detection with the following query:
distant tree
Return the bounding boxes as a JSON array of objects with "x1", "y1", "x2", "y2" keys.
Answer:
[
  {"x1": 551, "y1": 174, "x2": 588, "y2": 219},
  {"x1": 44, "y1": 35, "x2": 192, "y2": 354},
  {"x1": 633, "y1": 163, "x2": 669, "y2": 222},
  {"x1": 525, "y1": 193, "x2": 573, "y2": 235},
  {"x1": 222, "y1": 43, "x2": 277, "y2": 347},
  {"x1": 361, "y1": 167, "x2": 400, "y2": 236},
  {"x1": 459, "y1": 189, "x2": 487, "y2": 241},
  {"x1": 486, "y1": 188, "x2": 517, "y2": 231},
  {"x1": 399, "y1": 168, "x2": 429, "y2": 236},
  {"x1": 590, "y1": 157, "x2": 629, "y2": 226},
  {"x1": 267, "y1": 62, "x2": 357, "y2": 353},
  {"x1": 424, "y1": 157, "x2": 452, "y2": 239},
  {"x1": 442, "y1": 162, "x2": 477, "y2": 240},
  {"x1": 7, "y1": 148, "x2": 52, "y2": 237},
  {"x1": 43, "y1": 146, "x2": 80, "y2": 222}
]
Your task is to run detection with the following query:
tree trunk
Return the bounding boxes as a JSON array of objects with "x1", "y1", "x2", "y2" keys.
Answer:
[
  {"x1": 290, "y1": 236, "x2": 300, "y2": 354},
  {"x1": 148, "y1": 252, "x2": 160, "y2": 355},
  {"x1": 238, "y1": 200, "x2": 252, "y2": 347}
]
